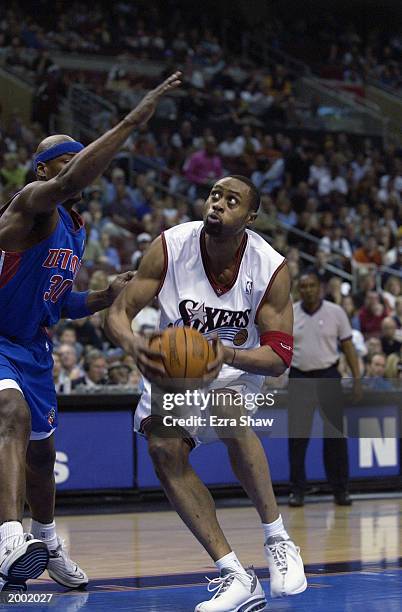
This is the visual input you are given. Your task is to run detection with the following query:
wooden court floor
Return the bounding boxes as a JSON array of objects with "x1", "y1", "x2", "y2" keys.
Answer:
[
  {"x1": 18, "y1": 497, "x2": 402, "y2": 611},
  {"x1": 25, "y1": 497, "x2": 402, "y2": 579}
]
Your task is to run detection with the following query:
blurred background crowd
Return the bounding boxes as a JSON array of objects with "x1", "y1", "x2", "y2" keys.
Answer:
[{"x1": 0, "y1": 0, "x2": 401, "y2": 392}]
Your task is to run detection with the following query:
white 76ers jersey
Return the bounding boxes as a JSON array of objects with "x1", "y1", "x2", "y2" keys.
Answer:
[{"x1": 158, "y1": 221, "x2": 285, "y2": 385}]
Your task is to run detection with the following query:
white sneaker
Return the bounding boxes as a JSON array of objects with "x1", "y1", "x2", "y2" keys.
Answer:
[
  {"x1": 47, "y1": 537, "x2": 88, "y2": 589},
  {"x1": 264, "y1": 536, "x2": 307, "y2": 598},
  {"x1": 195, "y1": 567, "x2": 267, "y2": 612},
  {"x1": 0, "y1": 533, "x2": 49, "y2": 587}
]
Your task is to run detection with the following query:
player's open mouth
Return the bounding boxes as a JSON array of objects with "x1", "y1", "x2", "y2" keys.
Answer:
[{"x1": 207, "y1": 213, "x2": 222, "y2": 222}]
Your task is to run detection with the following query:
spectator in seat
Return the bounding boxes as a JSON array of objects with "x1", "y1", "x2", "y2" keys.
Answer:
[
  {"x1": 382, "y1": 276, "x2": 401, "y2": 310},
  {"x1": 107, "y1": 362, "x2": 132, "y2": 385},
  {"x1": 99, "y1": 232, "x2": 121, "y2": 271},
  {"x1": 341, "y1": 295, "x2": 361, "y2": 330},
  {"x1": 318, "y1": 164, "x2": 348, "y2": 197},
  {"x1": 218, "y1": 130, "x2": 243, "y2": 159},
  {"x1": 73, "y1": 316, "x2": 104, "y2": 351},
  {"x1": 353, "y1": 235, "x2": 383, "y2": 267},
  {"x1": 105, "y1": 167, "x2": 135, "y2": 206},
  {"x1": 380, "y1": 317, "x2": 402, "y2": 356},
  {"x1": 183, "y1": 136, "x2": 223, "y2": 198},
  {"x1": 58, "y1": 344, "x2": 82, "y2": 389},
  {"x1": 251, "y1": 194, "x2": 276, "y2": 233},
  {"x1": 52, "y1": 353, "x2": 68, "y2": 393},
  {"x1": 388, "y1": 246, "x2": 402, "y2": 278},
  {"x1": 364, "y1": 352, "x2": 393, "y2": 390},
  {"x1": 251, "y1": 155, "x2": 284, "y2": 194},
  {"x1": 384, "y1": 236, "x2": 402, "y2": 266},
  {"x1": 0, "y1": 152, "x2": 28, "y2": 195},
  {"x1": 131, "y1": 232, "x2": 152, "y2": 270},
  {"x1": 315, "y1": 249, "x2": 332, "y2": 285},
  {"x1": 366, "y1": 336, "x2": 383, "y2": 360},
  {"x1": 359, "y1": 291, "x2": 388, "y2": 337},
  {"x1": 308, "y1": 154, "x2": 329, "y2": 188},
  {"x1": 325, "y1": 276, "x2": 343, "y2": 305},
  {"x1": 72, "y1": 350, "x2": 108, "y2": 389},
  {"x1": 171, "y1": 120, "x2": 196, "y2": 151},
  {"x1": 393, "y1": 296, "x2": 402, "y2": 330}
]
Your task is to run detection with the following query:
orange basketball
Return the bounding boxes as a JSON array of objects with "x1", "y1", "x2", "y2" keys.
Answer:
[{"x1": 149, "y1": 327, "x2": 215, "y2": 380}]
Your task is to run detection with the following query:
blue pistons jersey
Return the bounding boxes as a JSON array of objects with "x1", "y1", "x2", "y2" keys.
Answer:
[
  {"x1": 0, "y1": 204, "x2": 86, "y2": 341},
  {"x1": 0, "y1": 203, "x2": 86, "y2": 437}
]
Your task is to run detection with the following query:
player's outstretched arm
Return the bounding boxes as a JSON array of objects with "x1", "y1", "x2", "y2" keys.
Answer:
[
  {"x1": 222, "y1": 264, "x2": 294, "y2": 376},
  {"x1": 104, "y1": 236, "x2": 167, "y2": 379},
  {"x1": 17, "y1": 72, "x2": 182, "y2": 213}
]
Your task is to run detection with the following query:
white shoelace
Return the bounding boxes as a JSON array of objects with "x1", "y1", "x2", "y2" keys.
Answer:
[
  {"x1": 267, "y1": 541, "x2": 289, "y2": 574},
  {"x1": 206, "y1": 570, "x2": 252, "y2": 600}
]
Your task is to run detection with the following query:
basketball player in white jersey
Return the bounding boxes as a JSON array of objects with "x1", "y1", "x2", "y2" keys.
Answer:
[{"x1": 105, "y1": 175, "x2": 307, "y2": 612}]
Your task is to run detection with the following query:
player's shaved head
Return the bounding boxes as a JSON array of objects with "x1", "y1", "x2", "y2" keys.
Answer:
[{"x1": 35, "y1": 134, "x2": 75, "y2": 155}]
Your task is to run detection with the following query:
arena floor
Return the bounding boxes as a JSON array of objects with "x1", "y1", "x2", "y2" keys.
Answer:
[{"x1": 8, "y1": 496, "x2": 402, "y2": 611}]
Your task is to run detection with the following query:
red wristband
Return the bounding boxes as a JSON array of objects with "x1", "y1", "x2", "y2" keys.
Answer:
[{"x1": 260, "y1": 331, "x2": 293, "y2": 368}]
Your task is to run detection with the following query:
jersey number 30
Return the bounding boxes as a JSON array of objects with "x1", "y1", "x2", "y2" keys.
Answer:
[{"x1": 44, "y1": 274, "x2": 73, "y2": 303}]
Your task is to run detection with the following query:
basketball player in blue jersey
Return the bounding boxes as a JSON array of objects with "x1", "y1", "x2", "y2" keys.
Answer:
[{"x1": 0, "y1": 72, "x2": 182, "y2": 593}]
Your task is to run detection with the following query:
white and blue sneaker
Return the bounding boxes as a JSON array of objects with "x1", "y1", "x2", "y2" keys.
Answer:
[
  {"x1": 264, "y1": 536, "x2": 307, "y2": 597},
  {"x1": 195, "y1": 567, "x2": 267, "y2": 611},
  {"x1": 0, "y1": 533, "x2": 49, "y2": 591},
  {"x1": 47, "y1": 537, "x2": 88, "y2": 589}
]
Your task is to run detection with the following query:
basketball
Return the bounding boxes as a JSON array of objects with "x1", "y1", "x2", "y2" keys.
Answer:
[{"x1": 149, "y1": 327, "x2": 215, "y2": 380}]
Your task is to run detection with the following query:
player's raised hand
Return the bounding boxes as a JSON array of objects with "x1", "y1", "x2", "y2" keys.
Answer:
[{"x1": 126, "y1": 71, "x2": 182, "y2": 127}]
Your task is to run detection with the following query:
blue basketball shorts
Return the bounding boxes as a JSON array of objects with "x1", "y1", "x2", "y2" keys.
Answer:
[{"x1": 0, "y1": 332, "x2": 57, "y2": 440}]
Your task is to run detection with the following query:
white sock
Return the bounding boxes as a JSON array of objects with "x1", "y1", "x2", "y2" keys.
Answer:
[
  {"x1": 263, "y1": 515, "x2": 289, "y2": 542},
  {"x1": 30, "y1": 520, "x2": 58, "y2": 551},
  {"x1": 215, "y1": 551, "x2": 247, "y2": 576},
  {"x1": 0, "y1": 521, "x2": 24, "y2": 552}
]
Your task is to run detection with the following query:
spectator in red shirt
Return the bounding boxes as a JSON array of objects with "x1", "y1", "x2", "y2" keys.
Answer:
[
  {"x1": 359, "y1": 291, "x2": 388, "y2": 337},
  {"x1": 183, "y1": 136, "x2": 223, "y2": 198}
]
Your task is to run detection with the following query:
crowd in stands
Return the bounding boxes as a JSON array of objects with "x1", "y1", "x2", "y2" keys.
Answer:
[
  {"x1": 274, "y1": 11, "x2": 402, "y2": 91},
  {"x1": 0, "y1": 108, "x2": 401, "y2": 392},
  {"x1": 2, "y1": 2, "x2": 402, "y2": 102},
  {"x1": 0, "y1": 2, "x2": 322, "y2": 135},
  {"x1": 0, "y1": 2, "x2": 401, "y2": 393}
]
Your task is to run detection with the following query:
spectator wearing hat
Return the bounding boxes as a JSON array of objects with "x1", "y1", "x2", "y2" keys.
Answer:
[{"x1": 131, "y1": 232, "x2": 152, "y2": 270}]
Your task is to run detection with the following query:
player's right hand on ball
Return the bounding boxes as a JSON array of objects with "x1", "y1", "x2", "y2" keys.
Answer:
[
  {"x1": 203, "y1": 335, "x2": 224, "y2": 384},
  {"x1": 133, "y1": 334, "x2": 167, "y2": 383}
]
